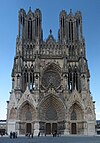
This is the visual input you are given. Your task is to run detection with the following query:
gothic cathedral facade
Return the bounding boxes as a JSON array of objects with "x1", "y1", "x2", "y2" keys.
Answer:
[{"x1": 7, "y1": 8, "x2": 96, "y2": 135}]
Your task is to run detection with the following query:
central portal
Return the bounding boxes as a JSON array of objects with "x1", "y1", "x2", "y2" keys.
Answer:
[
  {"x1": 39, "y1": 94, "x2": 65, "y2": 135},
  {"x1": 46, "y1": 123, "x2": 57, "y2": 134}
]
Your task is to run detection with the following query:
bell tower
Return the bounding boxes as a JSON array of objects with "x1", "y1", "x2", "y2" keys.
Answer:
[
  {"x1": 18, "y1": 8, "x2": 42, "y2": 41},
  {"x1": 59, "y1": 9, "x2": 83, "y2": 42}
]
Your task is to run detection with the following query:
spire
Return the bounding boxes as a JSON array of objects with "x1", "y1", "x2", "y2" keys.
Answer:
[
  {"x1": 70, "y1": 9, "x2": 72, "y2": 13},
  {"x1": 29, "y1": 6, "x2": 31, "y2": 10},
  {"x1": 46, "y1": 29, "x2": 55, "y2": 42},
  {"x1": 50, "y1": 29, "x2": 52, "y2": 35},
  {"x1": 69, "y1": 8, "x2": 73, "y2": 17},
  {"x1": 29, "y1": 6, "x2": 32, "y2": 12},
  {"x1": 27, "y1": 6, "x2": 33, "y2": 16}
]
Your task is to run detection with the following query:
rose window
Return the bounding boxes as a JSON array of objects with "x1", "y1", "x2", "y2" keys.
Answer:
[{"x1": 41, "y1": 70, "x2": 61, "y2": 89}]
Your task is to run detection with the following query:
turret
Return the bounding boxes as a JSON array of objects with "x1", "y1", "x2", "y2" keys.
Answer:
[
  {"x1": 34, "y1": 9, "x2": 42, "y2": 40},
  {"x1": 18, "y1": 8, "x2": 26, "y2": 40},
  {"x1": 59, "y1": 10, "x2": 67, "y2": 42}
]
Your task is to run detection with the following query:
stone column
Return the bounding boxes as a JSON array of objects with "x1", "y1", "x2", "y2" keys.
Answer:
[
  {"x1": 64, "y1": 122, "x2": 70, "y2": 135},
  {"x1": 83, "y1": 122, "x2": 88, "y2": 135},
  {"x1": 34, "y1": 109, "x2": 40, "y2": 136},
  {"x1": 34, "y1": 121, "x2": 40, "y2": 136}
]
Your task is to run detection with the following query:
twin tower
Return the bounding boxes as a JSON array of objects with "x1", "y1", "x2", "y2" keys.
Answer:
[
  {"x1": 18, "y1": 8, "x2": 82, "y2": 43},
  {"x1": 7, "y1": 8, "x2": 96, "y2": 136}
]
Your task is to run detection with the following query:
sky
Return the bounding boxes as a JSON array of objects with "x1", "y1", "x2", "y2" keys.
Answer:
[{"x1": 0, "y1": 0, "x2": 100, "y2": 120}]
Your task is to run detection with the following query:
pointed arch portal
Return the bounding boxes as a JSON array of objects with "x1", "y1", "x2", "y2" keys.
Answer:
[
  {"x1": 39, "y1": 94, "x2": 65, "y2": 134},
  {"x1": 69, "y1": 102, "x2": 84, "y2": 134},
  {"x1": 18, "y1": 101, "x2": 36, "y2": 134}
]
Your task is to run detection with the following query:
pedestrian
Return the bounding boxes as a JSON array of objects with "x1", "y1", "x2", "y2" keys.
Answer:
[
  {"x1": 31, "y1": 133, "x2": 33, "y2": 138},
  {"x1": 10, "y1": 131, "x2": 12, "y2": 139},
  {"x1": 15, "y1": 132, "x2": 17, "y2": 138},
  {"x1": 38, "y1": 131, "x2": 40, "y2": 137},
  {"x1": 13, "y1": 132, "x2": 15, "y2": 138},
  {"x1": 28, "y1": 133, "x2": 30, "y2": 138}
]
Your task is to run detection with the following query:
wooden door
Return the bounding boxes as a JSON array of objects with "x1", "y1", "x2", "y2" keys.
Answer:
[
  {"x1": 46, "y1": 123, "x2": 51, "y2": 134},
  {"x1": 71, "y1": 123, "x2": 76, "y2": 134},
  {"x1": 52, "y1": 123, "x2": 57, "y2": 134},
  {"x1": 26, "y1": 123, "x2": 31, "y2": 134}
]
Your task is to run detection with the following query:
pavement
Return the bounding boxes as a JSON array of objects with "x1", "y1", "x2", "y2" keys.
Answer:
[{"x1": 0, "y1": 135, "x2": 100, "y2": 143}]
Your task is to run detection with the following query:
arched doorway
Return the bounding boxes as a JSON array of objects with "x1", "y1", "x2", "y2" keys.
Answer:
[
  {"x1": 69, "y1": 103, "x2": 83, "y2": 134},
  {"x1": 39, "y1": 94, "x2": 65, "y2": 135},
  {"x1": 18, "y1": 102, "x2": 36, "y2": 134}
]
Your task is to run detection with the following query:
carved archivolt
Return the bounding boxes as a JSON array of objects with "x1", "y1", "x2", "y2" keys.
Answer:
[
  {"x1": 69, "y1": 103, "x2": 83, "y2": 120},
  {"x1": 68, "y1": 90, "x2": 85, "y2": 112},
  {"x1": 38, "y1": 94, "x2": 65, "y2": 121},
  {"x1": 18, "y1": 101, "x2": 36, "y2": 121},
  {"x1": 18, "y1": 92, "x2": 37, "y2": 109}
]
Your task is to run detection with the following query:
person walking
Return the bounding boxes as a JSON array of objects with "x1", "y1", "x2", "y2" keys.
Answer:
[{"x1": 38, "y1": 131, "x2": 40, "y2": 137}]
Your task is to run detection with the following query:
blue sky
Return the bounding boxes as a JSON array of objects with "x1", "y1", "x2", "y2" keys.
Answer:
[{"x1": 0, "y1": 0, "x2": 100, "y2": 120}]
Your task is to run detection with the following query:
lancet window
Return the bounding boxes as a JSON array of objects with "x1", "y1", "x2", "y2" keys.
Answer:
[
  {"x1": 22, "y1": 68, "x2": 34, "y2": 92},
  {"x1": 28, "y1": 18, "x2": 32, "y2": 40},
  {"x1": 68, "y1": 66, "x2": 79, "y2": 92}
]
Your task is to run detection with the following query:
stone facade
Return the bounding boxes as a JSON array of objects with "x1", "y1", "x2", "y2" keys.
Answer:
[{"x1": 7, "y1": 8, "x2": 96, "y2": 135}]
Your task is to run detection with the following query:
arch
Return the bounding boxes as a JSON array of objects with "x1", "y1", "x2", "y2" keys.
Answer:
[
  {"x1": 38, "y1": 94, "x2": 65, "y2": 121},
  {"x1": 18, "y1": 101, "x2": 36, "y2": 121},
  {"x1": 69, "y1": 102, "x2": 83, "y2": 121},
  {"x1": 69, "y1": 101, "x2": 85, "y2": 134},
  {"x1": 68, "y1": 92, "x2": 85, "y2": 113}
]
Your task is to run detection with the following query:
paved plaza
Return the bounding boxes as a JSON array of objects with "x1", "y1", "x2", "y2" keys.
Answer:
[{"x1": 0, "y1": 136, "x2": 100, "y2": 143}]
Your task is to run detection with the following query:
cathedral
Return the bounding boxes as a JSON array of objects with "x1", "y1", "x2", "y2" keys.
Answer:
[{"x1": 7, "y1": 8, "x2": 96, "y2": 135}]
